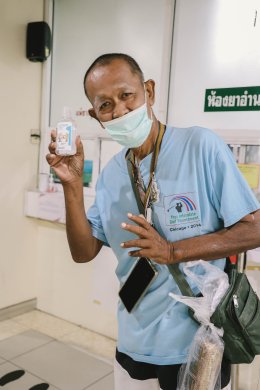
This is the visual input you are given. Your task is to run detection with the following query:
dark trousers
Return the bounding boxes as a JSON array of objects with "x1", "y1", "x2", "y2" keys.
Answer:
[{"x1": 116, "y1": 349, "x2": 231, "y2": 390}]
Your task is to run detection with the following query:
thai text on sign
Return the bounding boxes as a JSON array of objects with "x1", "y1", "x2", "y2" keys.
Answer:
[{"x1": 204, "y1": 87, "x2": 260, "y2": 111}]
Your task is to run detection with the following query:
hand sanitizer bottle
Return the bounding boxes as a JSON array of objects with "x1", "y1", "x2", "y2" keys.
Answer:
[{"x1": 56, "y1": 106, "x2": 77, "y2": 155}]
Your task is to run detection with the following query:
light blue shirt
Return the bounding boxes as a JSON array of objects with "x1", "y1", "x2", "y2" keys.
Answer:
[{"x1": 87, "y1": 126, "x2": 260, "y2": 365}]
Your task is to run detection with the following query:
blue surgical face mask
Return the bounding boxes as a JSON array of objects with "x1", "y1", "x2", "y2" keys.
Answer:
[{"x1": 100, "y1": 91, "x2": 153, "y2": 148}]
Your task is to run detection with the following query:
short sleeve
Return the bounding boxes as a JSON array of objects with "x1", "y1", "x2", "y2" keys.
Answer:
[
  {"x1": 210, "y1": 140, "x2": 260, "y2": 227},
  {"x1": 87, "y1": 198, "x2": 110, "y2": 247}
]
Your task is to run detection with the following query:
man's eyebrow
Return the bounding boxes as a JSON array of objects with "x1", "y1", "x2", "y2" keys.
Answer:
[
  {"x1": 93, "y1": 85, "x2": 137, "y2": 104},
  {"x1": 93, "y1": 94, "x2": 109, "y2": 104}
]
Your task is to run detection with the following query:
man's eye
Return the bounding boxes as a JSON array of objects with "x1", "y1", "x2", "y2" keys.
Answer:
[
  {"x1": 122, "y1": 92, "x2": 133, "y2": 99},
  {"x1": 100, "y1": 102, "x2": 110, "y2": 110}
]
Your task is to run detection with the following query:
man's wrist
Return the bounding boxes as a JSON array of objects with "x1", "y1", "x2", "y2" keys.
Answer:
[
  {"x1": 62, "y1": 178, "x2": 84, "y2": 205},
  {"x1": 62, "y1": 177, "x2": 83, "y2": 191},
  {"x1": 166, "y1": 241, "x2": 182, "y2": 264}
]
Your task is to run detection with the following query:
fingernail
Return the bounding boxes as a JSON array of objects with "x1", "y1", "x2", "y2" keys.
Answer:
[
  {"x1": 121, "y1": 223, "x2": 126, "y2": 228},
  {"x1": 127, "y1": 213, "x2": 132, "y2": 218},
  {"x1": 120, "y1": 243, "x2": 124, "y2": 247}
]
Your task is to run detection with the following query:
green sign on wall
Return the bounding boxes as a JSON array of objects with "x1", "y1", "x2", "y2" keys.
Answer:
[{"x1": 204, "y1": 86, "x2": 260, "y2": 112}]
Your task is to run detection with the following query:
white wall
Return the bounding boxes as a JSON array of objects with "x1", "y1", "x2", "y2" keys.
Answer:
[
  {"x1": 0, "y1": 0, "x2": 43, "y2": 308},
  {"x1": 50, "y1": 0, "x2": 174, "y2": 136},
  {"x1": 168, "y1": 0, "x2": 260, "y2": 131},
  {"x1": 37, "y1": 220, "x2": 119, "y2": 338}
]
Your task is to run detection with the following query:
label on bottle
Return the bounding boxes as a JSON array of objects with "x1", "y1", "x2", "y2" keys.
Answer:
[{"x1": 56, "y1": 121, "x2": 74, "y2": 153}]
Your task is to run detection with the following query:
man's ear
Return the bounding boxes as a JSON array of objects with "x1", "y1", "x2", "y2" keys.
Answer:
[
  {"x1": 88, "y1": 108, "x2": 98, "y2": 119},
  {"x1": 88, "y1": 108, "x2": 105, "y2": 128},
  {"x1": 144, "y1": 79, "x2": 155, "y2": 106}
]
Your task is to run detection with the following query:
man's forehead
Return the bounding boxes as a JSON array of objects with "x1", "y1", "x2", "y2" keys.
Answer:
[
  {"x1": 86, "y1": 60, "x2": 143, "y2": 100},
  {"x1": 88, "y1": 59, "x2": 139, "y2": 82}
]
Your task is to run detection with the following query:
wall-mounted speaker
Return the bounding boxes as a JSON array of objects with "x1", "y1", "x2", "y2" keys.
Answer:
[{"x1": 26, "y1": 21, "x2": 52, "y2": 62}]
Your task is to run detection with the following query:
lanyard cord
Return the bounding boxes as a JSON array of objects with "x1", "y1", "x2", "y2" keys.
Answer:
[
  {"x1": 143, "y1": 121, "x2": 165, "y2": 210},
  {"x1": 126, "y1": 121, "x2": 166, "y2": 217}
]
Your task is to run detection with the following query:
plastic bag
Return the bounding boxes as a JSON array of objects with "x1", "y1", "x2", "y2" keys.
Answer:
[{"x1": 169, "y1": 260, "x2": 229, "y2": 390}]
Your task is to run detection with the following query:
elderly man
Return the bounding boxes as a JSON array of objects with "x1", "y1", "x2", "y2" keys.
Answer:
[{"x1": 47, "y1": 53, "x2": 260, "y2": 390}]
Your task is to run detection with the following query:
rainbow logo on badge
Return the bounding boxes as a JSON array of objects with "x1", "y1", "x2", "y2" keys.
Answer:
[{"x1": 167, "y1": 195, "x2": 197, "y2": 212}]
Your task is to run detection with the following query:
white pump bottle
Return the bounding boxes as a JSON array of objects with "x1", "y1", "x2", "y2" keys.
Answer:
[{"x1": 56, "y1": 106, "x2": 77, "y2": 156}]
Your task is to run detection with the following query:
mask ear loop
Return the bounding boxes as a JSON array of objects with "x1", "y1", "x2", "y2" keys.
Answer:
[{"x1": 144, "y1": 84, "x2": 153, "y2": 119}]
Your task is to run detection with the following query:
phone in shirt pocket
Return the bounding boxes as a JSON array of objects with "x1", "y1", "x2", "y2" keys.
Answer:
[{"x1": 119, "y1": 257, "x2": 158, "y2": 313}]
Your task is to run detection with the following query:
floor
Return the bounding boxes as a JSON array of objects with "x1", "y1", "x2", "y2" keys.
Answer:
[
  {"x1": 0, "y1": 309, "x2": 259, "y2": 390},
  {"x1": 0, "y1": 310, "x2": 116, "y2": 389}
]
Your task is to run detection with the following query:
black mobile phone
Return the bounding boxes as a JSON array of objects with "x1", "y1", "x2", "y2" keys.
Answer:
[{"x1": 119, "y1": 257, "x2": 158, "y2": 313}]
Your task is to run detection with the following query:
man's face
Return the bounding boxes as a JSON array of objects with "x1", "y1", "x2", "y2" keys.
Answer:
[{"x1": 85, "y1": 59, "x2": 146, "y2": 123}]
